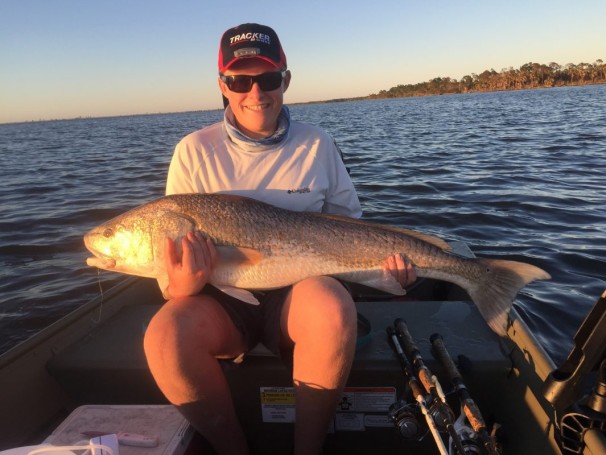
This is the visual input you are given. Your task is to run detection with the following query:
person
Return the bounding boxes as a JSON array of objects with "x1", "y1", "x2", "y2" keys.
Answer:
[{"x1": 143, "y1": 23, "x2": 416, "y2": 455}]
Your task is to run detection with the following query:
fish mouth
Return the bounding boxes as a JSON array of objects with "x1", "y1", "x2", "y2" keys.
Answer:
[
  {"x1": 84, "y1": 234, "x2": 116, "y2": 270},
  {"x1": 86, "y1": 256, "x2": 116, "y2": 270}
]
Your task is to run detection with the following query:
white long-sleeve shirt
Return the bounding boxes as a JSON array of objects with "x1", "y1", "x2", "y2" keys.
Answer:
[{"x1": 166, "y1": 117, "x2": 362, "y2": 217}]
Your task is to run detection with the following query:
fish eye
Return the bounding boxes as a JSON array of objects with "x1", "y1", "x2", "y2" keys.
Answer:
[{"x1": 103, "y1": 228, "x2": 114, "y2": 238}]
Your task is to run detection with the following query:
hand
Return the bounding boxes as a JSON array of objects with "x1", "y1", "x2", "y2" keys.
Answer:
[
  {"x1": 385, "y1": 253, "x2": 417, "y2": 288},
  {"x1": 165, "y1": 231, "x2": 217, "y2": 298}
]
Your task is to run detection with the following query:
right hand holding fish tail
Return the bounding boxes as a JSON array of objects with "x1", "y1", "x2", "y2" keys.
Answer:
[{"x1": 165, "y1": 231, "x2": 217, "y2": 298}]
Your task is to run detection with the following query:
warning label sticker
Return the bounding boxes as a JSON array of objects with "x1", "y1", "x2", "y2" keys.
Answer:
[
  {"x1": 260, "y1": 387, "x2": 295, "y2": 423},
  {"x1": 336, "y1": 387, "x2": 396, "y2": 413},
  {"x1": 260, "y1": 386, "x2": 396, "y2": 428},
  {"x1": 334, "y1": 412, "x2": 365, "y2": 431},
  {"x1": 364, "y1": 414, "x2": 393, "y2": 428}
]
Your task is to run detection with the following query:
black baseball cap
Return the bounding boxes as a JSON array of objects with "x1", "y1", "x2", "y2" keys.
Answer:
[{"x1": 218, "y1": 23, "x2": 287, "y2": 73}]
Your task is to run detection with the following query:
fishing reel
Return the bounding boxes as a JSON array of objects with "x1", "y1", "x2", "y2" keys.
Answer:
[
  {"x1": 388, "y1": 398, "x2": 495, "y2": 454},
  {"x1": 450, "y1": 436, "x2": 485, "y2": 455},
  {"x1": 450, "y1": 437, "x2": 485, "y2": 454},
  {"x1": 388, "y1": 400, "x2": 422, "y2": 440},
  {"x1": 428, "y1": 398, "x2": 456, "y2": 433},
  {"x1": 448, "y1": 411, "x2": 497, "y2": 455}
]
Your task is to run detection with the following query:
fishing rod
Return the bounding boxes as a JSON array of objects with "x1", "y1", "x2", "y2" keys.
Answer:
[
  {"x1": 431, "y1": 333, "x2": 501, "y2": 455},
  {"x1": 387, "y1": 325, "x2": 449, "y2": 455},
  {"x1": 394, "y1": 318, "x2": 467, "y2": 455}
]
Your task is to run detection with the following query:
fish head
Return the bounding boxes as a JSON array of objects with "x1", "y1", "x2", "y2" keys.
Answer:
[{"x1": 84, "y1": 200, "x2": 197, "y2": 278}]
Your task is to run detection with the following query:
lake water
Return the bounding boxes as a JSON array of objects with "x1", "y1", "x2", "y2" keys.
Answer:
[{"x1": 0, "y1": 85, "x2": 604, "y2": 363}]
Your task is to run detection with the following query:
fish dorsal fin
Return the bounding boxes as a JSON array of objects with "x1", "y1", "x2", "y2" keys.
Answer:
[
  {"x1": 380, "y1": 225, "x2": 451, "y2": 251},
  {"x1": 315, "y1": 213, "x2": 451, "y2": 251},
  {"x1": 216, "y1": 246, "x2": 265, "y2": 265}
]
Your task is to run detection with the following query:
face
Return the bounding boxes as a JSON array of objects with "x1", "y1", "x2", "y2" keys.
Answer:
[{"x1": 219, "y1": 59, "x2": 291, "y2": 140}]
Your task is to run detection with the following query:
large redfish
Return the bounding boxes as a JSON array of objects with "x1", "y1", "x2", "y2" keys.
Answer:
[{"x1": 84, "y1": 193, "x2": 550, "y2": 335}]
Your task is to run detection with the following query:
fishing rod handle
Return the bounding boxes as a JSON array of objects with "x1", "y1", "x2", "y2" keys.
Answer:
[
  {"x1": 387, "y1": 327, "x2": 447, "y2": 453},
  {"x1": 431, "y1": 333, "x2": 481, "y2": 423},
  {"x1": 462, "y1": 399, "x2": 488, "y2": 431},
  {"x1": 431, "y1": 335, "x2": 500, "y2": 455},
  {"x1": 395, "y1": 319, "x2": 441, "y2": 398},
  {"x1": 430, "y1": 333, "x2": 463, "y2": 382},
  {"x1": 394, "y1": 318, "x2": 420, "y2": 358},
  {"x1": 387, "y1": 326, "x2": 426, "y2": 399},
  {"x1": 390, "y1": 327, "x2": 466, "y2": 455}
]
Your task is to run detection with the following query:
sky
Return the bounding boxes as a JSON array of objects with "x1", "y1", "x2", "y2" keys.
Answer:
[{"x1": 1, "y1": 0, "x2": 604, "y2": 124}]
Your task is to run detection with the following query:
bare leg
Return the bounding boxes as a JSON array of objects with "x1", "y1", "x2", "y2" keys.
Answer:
[
  {"x1": 144, "y1": 295, "x2": 249, "y2": 455},
  {"x1": 281, "y1": 277, "x2": 358, "y2": 455}
]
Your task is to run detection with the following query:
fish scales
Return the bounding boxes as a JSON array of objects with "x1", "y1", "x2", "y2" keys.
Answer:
[
  {"x1": 84, "y1": 193, "x2": 550, "y2": 335},
  {"x1": 251, "y1": 198, "x2": 433, "y2": 265},
  {"x1": 168, "y1": 195, "x2": 414, "y2": 269}
]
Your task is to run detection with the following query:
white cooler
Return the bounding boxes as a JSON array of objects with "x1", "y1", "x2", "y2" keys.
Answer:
[{"x1": 44, "y1": 405, "x2": 193, "y2": 455}]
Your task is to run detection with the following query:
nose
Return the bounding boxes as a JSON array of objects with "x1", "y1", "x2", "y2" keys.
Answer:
[{"x1": 249, "y1": 81, "x2": 266, "y2": 95}]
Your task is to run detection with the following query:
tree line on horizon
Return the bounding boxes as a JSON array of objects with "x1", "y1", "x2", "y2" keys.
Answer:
[{"x1": 366, "y1": 60, "x2": 605, "y2": 99}]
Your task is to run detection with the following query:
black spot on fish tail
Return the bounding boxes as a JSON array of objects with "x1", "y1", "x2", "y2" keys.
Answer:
[{"x1": 469, "y1": 258, "x2": 551, "y2": 336}]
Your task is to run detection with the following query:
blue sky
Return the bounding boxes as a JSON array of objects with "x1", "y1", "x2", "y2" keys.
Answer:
[{"x1": 1, "y1": 0, "x2": 604, "y2": 123}]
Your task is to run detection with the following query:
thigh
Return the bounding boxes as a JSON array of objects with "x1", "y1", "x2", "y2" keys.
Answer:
[
  {"x1": 145, "y1": 292, "x2": 247, "y2": 359},
  {"x1": 279, "y1": 276, "x2": 356, "y2": 349}
]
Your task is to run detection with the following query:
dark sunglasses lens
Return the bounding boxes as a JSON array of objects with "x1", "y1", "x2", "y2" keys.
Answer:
[
  {"x1": 256, "y1": 72, "x2": 283, "y2": 91},
  {"x1": 225, "y1": 72, "x2": 283, "y2": 93},
  {"x1": 228, "y1": 76, "x2": 252, "y2": 93}
]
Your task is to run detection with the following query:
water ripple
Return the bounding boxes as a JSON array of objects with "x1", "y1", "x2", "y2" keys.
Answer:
[{"x1": 0, "y1": 86, "x2": 604, "y2": 362}]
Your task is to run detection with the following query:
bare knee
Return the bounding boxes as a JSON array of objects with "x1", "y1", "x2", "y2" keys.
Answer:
[
  {"x1": 144, "y1": 295, "x2": 245, "y2": 366},
  {"x1": 145, "y1": 296, "x2": 207, "y2": 359},
  {"x1": 283, "y1": 277, "x2": 357, "y2": 346},
  {"x1": 143, "y1": 295, "x2": 247, "y2": 405}
]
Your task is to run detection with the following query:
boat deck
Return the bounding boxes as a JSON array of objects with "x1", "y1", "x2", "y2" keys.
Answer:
[
  {"x1": 42, "y1": 277, "x2": 512, "y2": 454},
  {"x1": 0, "y1": 274, "x2": 572, "y2": 454}
]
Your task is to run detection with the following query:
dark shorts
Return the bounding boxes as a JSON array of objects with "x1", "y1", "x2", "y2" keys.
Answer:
[{"x1": 202, "y1": 285, "x2": 291, "y2": 358}]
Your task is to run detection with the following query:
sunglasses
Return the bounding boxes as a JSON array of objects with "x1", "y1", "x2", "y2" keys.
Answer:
[{"x1": 220, "y1": 71, "x2": 286, "y2": 93}]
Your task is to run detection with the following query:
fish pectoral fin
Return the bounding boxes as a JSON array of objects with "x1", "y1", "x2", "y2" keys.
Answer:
[
  {"x1": 216, "y1": 246, "x2": 264, "y2": 265},
  {"x1": 214, "y1": 285, "x2": 260, "y2": 305},
  {"x1": 363, "y1": 278, "x2": 407, "y2": 296},
  {"x1": 342, "y1": 270, "x2": 407, "y2": 296},
  {"x1": 158, "y1": 210, "x2": 198, "y2": 235}
]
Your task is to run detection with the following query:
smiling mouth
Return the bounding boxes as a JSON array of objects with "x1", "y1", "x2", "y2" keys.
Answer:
[{"x1": 244, "y1": 103, "x2": 270, "y2": 111}]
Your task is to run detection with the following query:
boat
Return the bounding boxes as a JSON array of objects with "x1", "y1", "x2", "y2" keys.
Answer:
[{"x1": 1, "y1": 242, "x2": 605, "y2": 454}]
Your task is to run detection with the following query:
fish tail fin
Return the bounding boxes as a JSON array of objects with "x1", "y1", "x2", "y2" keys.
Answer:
[{"x1": 469, "y1": 258, "x2": 551, "y2": 336}]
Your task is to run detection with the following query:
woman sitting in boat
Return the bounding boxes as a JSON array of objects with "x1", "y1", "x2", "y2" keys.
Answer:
[{"x1": 142, "y1": 23, "x2": 416, "y2": 455}]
